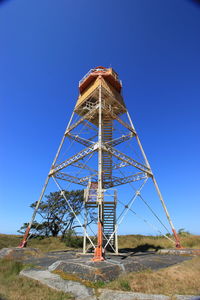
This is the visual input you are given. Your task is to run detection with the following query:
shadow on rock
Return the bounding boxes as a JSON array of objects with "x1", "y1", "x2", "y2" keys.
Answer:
[{"x1": 119, "y1": 243, "x2": 163, "y2": 257}]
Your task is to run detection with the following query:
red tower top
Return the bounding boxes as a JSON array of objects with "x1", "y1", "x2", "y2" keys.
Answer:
[{"x1": 79, "y1": 66, "x2": 122, "y2": 94}]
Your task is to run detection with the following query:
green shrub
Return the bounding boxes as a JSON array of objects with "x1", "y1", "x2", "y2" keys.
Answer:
[{"x1": 62, "y1": 230, "x2": 83, "y2": 248}]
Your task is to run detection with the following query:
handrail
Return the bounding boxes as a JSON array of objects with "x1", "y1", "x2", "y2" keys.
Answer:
[{"x1": 79, "y1": 67, "x2": 107, "y2": 86}]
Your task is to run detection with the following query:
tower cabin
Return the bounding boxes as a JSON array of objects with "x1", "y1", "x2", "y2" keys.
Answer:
[{"x1": 74, "y1": 66, "x2": 126, "y2": 123}]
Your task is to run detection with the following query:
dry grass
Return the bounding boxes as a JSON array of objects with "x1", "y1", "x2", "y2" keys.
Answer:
[
  {"x1": 28, "y1": 236, "x2": 68, "y2": 252},
  {"x1": 106, "y1": 256, "x2": 200, "y2": 295},
  {"x1": 0, "y1": 258, "x2": 73, "y2": 300},
  {"x1": 1, "y1": 233, "x2": 200, "y2": 252},
  {"x1": 118, "y1": 234, "x2": 200, "y2": 250},
  {"x1": 0, "y1": 234, "x2": 67, "y2": 252},
  {"x1": 1, "y1": 234, "x2": 200, "y2": 298},
  {"x1": 0, "y1": 234, "x2": 22, "y2": 249}
]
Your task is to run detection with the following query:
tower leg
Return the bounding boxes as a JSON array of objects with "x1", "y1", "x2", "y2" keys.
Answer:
[
  {"x1": 19, "y1": 176, "x2": 50, "y2": 247},
  {"x1": 92, "y1": 82, "x2": 105, "y2": 261},
  {"x1": 152, "y1": 177, "x2": 181, "y2": 248},
  {"x1": 127, "y1": 112, "x2": 181, "y2": 249},
  {"x1": 83, "y1": 204, "x2": 88, "y2": 254},
  {"x1": 92, "y1": 220, "x2": 104, "y2": 261},
  {"x1": 19, "y1": 112, "x2": 75, "y2": 248}
]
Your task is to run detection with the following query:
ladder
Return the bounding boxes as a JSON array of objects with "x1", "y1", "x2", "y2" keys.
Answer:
[
  {"x1": 102, "y1": 117, "x2": 113, "y2": 187},
  {"x1": 84, "y1": 181, "x2": 117, "y2": 252},
  {"x1": 102, "y1": 201, "x2": 116, "y2": 249}
]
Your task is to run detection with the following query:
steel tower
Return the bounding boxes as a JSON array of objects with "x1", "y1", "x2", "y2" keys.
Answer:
[{"x1": 19, "y1": 67, "x2": 181, "y2": 259}]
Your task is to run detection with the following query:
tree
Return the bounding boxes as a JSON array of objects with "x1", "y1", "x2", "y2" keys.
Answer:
[{"x1": 18, "y1": 189, "x2": 95, "y2": 238}]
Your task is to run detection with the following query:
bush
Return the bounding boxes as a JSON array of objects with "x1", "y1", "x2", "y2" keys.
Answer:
[
  {"x1": 178, "y1": 228, "x2": 190, "y2": 237},
  {"x1": 62, "y1": 230, "x2": 83, "y2": 248}
]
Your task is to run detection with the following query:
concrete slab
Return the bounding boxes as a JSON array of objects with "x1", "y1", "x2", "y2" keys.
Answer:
[
  {"x1": 47, "y1": 252, "x2": 191, "y2": 282},
  {"x1": 0, "y1": 248, "x2": 192, "y2": 282},
  {"x1": 158, "y1": 248, "x2": 200, "y2": 256}
]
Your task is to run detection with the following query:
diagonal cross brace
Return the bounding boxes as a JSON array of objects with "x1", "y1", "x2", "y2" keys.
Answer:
[
  {"x1": 65, "y1": 104, "x2": 99, "y2": 135},
  {"x1": 54, "y1": 172, "x2": 91, "y2": 186},
  {"x1": 109, "y1": 172, "x2": 147, "y2": 187},
  {"x1": 103, "y1": 105, "x2": 136, "y2": 135},
  {"x1": 105, "y1": 133, "x2": 133, "y2": 147},
  {"x1": 67, "y1": 133, "x2": 94, "y2": 147},
  {"x1": 103, "y1": 145, "x2": 152, "y2": 176},
  {"x1": 71, "y1": 161, "x2": 97, "y2": 173},
  {"x1": 49, "y1": 143, "x2": 98, "y2": 176}
]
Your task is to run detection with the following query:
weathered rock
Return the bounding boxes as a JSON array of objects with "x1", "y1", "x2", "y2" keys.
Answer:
[
  {"x1": 98, "y1": 289, "x2": 170, "y2": 300},
  {"x1": 47, "y1": 253, "x2": 191, "y2": 282},
  {"x1": 0, "y1": 247, "x2": 41, "y2": 260},
  {"x1": 98, "y1": 290, "x2": 200, "y2": 300},
  {"x1": 175, "y1": 296, "x2": 200, "y2": 300},
  {"x1": 20, "y1": 269, "x2": 96, "y2": 300},
  {"x1": 158, "y1": 249, "x2": 200, "y2": 256},
  {"x1": 20, "y1": 268, "x2": 200, "y2": 300},
  {"x1": 49, "y1": 259, "x2": 122, "y2": 281}
]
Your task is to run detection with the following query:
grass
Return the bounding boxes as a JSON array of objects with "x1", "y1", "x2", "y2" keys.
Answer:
[
  {"x1": 1, "y1": 233, "x2": 200, "y2": 252},
  {"x1": 1, "y1": 233, "x2": 200, "y2": 298},
  {"x1": 54, "y1": 257, "x2": 200, "y2": 296},
  {"x1": 106, "y1": 256, "x2": 200, "y2": 295},
  {"x1": 0, "y1": 258, "x2": 74, "y2": 300},
  {"x1": 118, "y1": 234, "x2": 200, "y2": 250},
  {"x1": 0, "y1": 234, "x2": 68, "y2": 252}
]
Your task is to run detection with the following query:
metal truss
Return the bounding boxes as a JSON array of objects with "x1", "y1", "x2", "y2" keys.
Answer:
[
  {"x1": 65, "y1": 104, "x2": 99, "y2": 135},
  {"x1": 103, "y1": 144, "x2": 152, "y2": 176},
  {"x1": 54, "y1": 172, "x2": 146, "y2": 188},
  {"x1": 67, "y1": 133, "x2": 94, "y2": 147},
  {"x1": 110, "y1": 172, "x2": 147, "y2": 187},
  {"x1": 113, "y1": 161, "x2": 129, "y2": 169},
  {"x1": 54, "y1": 172, "x2": 90, "y2": 186},
  {"x1": 53, "y1": 176, "x2": 96, "y2": 249},
  {"x1": 49, "y1": 143, "x2": 98, "y2": 176},
  {"x1": 103, "y1": 178, "x2": 148, "y2": 251},
  {"x1": 103, "y1": 104, "x2": 136, "y2": 135},
  {"x1": 82, "y1": 120, "x2": 98, "y2": 132},
  {"x1": 105, "y1": 133, "x2": 133, "y2": 147},
  {"x1": 71, "y1": 161, "x2": 97, "y2": 173}
]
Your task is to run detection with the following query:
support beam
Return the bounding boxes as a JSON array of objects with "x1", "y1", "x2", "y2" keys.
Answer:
[
  {"x1": 54, "y1": 172, "x2": 90, "y2": 186},
  {"x1": 103, "y1": 145, "x2": 152, "y2": 175},
  {"x1": 105, "y1": 173, "x2": 147, "y2": 188},
  {"x1": 104, "y1": 107, "x2": 136, "y2": 135},
  {"x1": 93, "y1": 83, "x2": 104, "y2": 262},
  {"x1": 105, "y1": 133, "x2": 133, "y2": 147},
  {"x1": 71, "y1": 162, "x2": 97, "y2": 173},
  {"x1": 49, "y1": 143, "x2": 98, "y2": 176},
  {"x1": 65, "y1": 104, "x2": 99, "y2": 135},
  {"x1": 67, "y1": 133, "x2": 94, "y2": 147}
]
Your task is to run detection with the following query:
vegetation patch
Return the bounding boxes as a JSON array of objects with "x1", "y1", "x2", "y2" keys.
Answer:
[
  {"x1": 0, "y1": 258, "x2": 73, "y2": 300},
  {"x1": 106, "y1": 256, "x2": 200, "y2": 295},
  {"x1": 53, "y1": 269, "x2": 106, "y2": 289},
  {"x1": 118, "y1": 234, "x2": 200, "y2": 250}
]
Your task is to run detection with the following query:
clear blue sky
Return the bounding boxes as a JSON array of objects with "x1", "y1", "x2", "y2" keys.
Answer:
[{"x1": 0, "y1": 0, "x2": 200, "y2": 236}]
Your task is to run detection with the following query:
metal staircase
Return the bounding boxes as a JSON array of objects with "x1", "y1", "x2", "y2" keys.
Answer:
[
  {"x1": 102, "y1": 117, "x2": 113, "y2": 187},
  {"x1": 84, "y1": 181, "x2": 117, "y2": 252},
  {"x1": 102, "y1": 201, "x2": 116, "y2": 249}
]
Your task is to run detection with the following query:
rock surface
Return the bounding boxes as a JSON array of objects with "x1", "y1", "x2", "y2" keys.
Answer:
[
  {"x1": 20, "y1": 269, "x2": 200, "y2": 300},
  {"x1": 20, "y1": 269, "x2": 96, "y2": 300},
  {"x1": 0, "y1": 247, "x2": 41, "y2": 259}
]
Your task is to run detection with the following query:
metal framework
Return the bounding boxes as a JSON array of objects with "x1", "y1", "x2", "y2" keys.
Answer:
[{"x1": 19, "y1": 66, "x2": 181, "y2": 256}]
